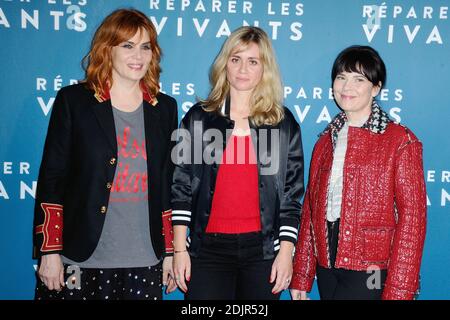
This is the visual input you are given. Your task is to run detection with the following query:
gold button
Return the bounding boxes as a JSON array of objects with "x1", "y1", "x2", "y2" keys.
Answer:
[
  {"x1": 109, "y1": 157, "x2": 116, "y2": 165},
  {"x1": 55, "y1": 225, "x2": 60, "y2": 229},
  {"x1": 56, "y1": 212, "x2": 61, "y2": 217},
  {"x1": 106, "y1": 182, "x2": 112, "y2": 189},
  {"x1": 100, "y1": 206, "x2": 107, "y2": 214},
  {"x1": 55, "y1": 238, "x2": 60, "y2": 242}
]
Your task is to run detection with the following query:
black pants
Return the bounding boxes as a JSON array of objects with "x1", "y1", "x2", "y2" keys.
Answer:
[
  {"x1": 316, "y1": 219, "x2": 387, "y2": 300},
  {"x1": 186, "y1": 232, "x2": 280, "y2": 300},
  {"x1": 35, "y1": 263, "x2": 163, "y2": 300}
]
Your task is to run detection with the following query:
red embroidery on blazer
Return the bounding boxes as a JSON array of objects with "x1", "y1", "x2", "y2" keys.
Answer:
[
  {"x1": 162, "y1": 209, "x2": 174, "y2": 253},
  {"x1": 35, "y1": 203, "x2": 63, "y2": 252}
]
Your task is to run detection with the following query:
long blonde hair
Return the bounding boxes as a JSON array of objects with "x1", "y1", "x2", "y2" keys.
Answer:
[{"x1": 202, "y1": 26, "x2": 284, "y2": 126}]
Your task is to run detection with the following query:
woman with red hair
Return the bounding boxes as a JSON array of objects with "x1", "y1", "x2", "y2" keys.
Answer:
[{"x1": 33, "y1": 8, "x2": 178, "y2": 300}]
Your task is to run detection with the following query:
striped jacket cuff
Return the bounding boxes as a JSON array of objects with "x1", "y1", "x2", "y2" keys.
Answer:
[
  {"x1": 279, "y1": 225, "x2": 299, "y2": 244},
  {"x1": 172, "y1": 210, "x2": 191, "y2": 226}
]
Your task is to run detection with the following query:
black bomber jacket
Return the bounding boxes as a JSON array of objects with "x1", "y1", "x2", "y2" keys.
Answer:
[{"x1": 171, "y1": 99, "x2": 304, "y2": 259}]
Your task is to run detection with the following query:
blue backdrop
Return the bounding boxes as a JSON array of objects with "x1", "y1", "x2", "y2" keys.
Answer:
[{"x1": 0, "y1": 0, "x2": 448, "y2": 300}]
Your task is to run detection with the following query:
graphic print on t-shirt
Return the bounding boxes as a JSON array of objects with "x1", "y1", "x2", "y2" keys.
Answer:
[{"x1": 110, "y1": 124, "x2": 148, "y2": 203}]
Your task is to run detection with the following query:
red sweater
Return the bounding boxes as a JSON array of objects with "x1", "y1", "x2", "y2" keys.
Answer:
[{"x1": 206, "y1": 135, "x2": 261, "y2": 234}]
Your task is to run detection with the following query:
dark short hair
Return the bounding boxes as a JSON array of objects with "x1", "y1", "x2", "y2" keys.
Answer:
[{"x1": 331, "y1": 45, "x2": 386, "y2": 88}]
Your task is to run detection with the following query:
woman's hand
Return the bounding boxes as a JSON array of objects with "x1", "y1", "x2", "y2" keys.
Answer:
[
  {"x1": 290, "y1": 289, "x2": 310, "y2": 300},
  {"x1": 38, "y1": 253, "x2": 65, "y2": 291},
  {"x1": 173, "y1": 251, "x2": 191, "y2": 293},
  {"x1": 162, "y1": 256, "x2": 177, "y2": 294},
  {"x1": 270, "y1": 242, "x2": 294, "y2": 294}
]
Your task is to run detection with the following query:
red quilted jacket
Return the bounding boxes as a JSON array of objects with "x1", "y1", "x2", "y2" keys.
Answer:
[{"x1": 291, "y1": 107, "x2": 427, "y2": 300}]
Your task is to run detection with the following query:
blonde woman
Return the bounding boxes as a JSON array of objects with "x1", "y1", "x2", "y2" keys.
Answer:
[{"x1": 171, "y1": 26, "x2": 304, "y2": 300}]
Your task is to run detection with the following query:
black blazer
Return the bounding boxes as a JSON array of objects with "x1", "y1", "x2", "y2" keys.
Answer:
[{"x1": 33, "y1": 83, "x2": 178, "y2": 262}]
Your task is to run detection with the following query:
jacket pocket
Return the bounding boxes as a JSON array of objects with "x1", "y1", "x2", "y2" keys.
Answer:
[{"x1": 360, "y1": 226, "x2": 394, "y2": 263}]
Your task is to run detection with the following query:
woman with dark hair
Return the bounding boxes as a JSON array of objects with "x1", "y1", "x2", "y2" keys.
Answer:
[
  {"x1": 171, "y1": 26, "x2": 304, "y2": 300},
  {"x1": 33, "y1": 8, "x2": 178, "y2": 300},
  {"x1": 290, "y1": 45, "x2": 426, "y2": 300}
]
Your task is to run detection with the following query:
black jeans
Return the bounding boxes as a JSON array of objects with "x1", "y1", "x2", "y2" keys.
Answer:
[
  {"x1": 186, "y1": 232, "x2": 280, "y2": 300},
  {"x1": 316, "y1": 219, "x2": 387, "y2": 300}
]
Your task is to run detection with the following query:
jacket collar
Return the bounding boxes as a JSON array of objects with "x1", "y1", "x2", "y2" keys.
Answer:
[
  {"x1": 219, "y1": 95, "x2": 232, "y2": 119},
  {"x1": 93, "y1": 81, "x2": 158, "y2": 106},
  {"x1": 219, "y1": 95, "x2": 267, "y2": 130},
  {"x1": 320, "y1": 101, "x2": 392, "y2": 147}
]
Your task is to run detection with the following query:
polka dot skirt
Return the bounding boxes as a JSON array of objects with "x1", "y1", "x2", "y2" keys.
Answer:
[{"x1": 35, "y1": 263, "x2": 163, "y2": 300}]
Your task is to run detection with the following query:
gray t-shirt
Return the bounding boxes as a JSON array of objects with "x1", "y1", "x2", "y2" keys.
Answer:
[{"x1": 63, "y1": 103, "x2": 159, "y2": 268}]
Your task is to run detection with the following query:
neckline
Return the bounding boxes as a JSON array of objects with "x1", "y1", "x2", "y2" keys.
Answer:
[{"x1": 112, "y1": 102, "x2": 143, "y2": 115}]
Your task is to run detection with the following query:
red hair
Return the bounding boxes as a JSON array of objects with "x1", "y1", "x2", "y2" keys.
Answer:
[{"x1": 82, "y1": 9, "x2": 161, "y2": 97}]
